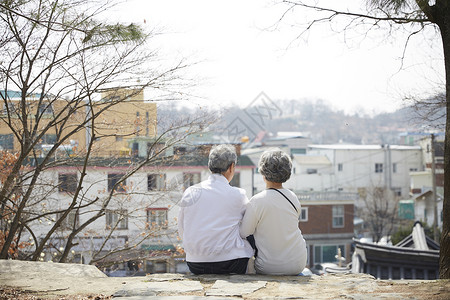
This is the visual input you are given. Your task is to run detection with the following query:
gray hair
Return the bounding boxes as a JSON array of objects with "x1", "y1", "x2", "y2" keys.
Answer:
[
  {"x1": 208, "y1": 144, "x2": 237, "y2": 174},
  {"x1": 259, "y1": 149, "x2": 292, "y2": 183}
]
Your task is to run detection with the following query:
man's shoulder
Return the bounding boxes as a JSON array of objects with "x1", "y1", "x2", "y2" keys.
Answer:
[
  {"x1": 233, "y1": 186, "x2": 247, "y2": 196},
  {"x1": 180, "y1": 184, "x2": 204, "y2": 207},
  {"x1": 218, "y1": 183, "x2": 244, "y2": 196}
]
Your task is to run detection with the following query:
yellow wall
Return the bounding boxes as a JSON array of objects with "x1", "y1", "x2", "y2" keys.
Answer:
[
  {"x1": 93, "y1": 89, "x2": 157, "y2": 157},
  {"x1": 0, "y1": 89, "x2": 157, "y2": 158}
]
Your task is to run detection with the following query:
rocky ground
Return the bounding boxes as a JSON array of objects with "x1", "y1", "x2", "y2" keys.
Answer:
[{"x1": 0, "y1": 260, "x2": 449, "y2": 299}]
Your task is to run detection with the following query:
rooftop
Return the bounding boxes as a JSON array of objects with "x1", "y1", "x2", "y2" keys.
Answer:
[{"x1": 309, "y1": 144, "x2": 422, "y2": 150}]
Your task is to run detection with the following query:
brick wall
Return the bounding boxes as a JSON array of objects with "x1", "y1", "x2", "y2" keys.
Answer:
[{"x1": 299, "y1": 204, "x2": 354, "y2": 235}]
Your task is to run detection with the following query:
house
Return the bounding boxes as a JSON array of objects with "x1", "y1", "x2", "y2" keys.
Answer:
[
  {"x1": 406, "y1": 190, "x2": 443, "y2": 230},
  {"x1": 308, "y1": 144, "x2": 423, "y2": 198},
  {"x1": 289, "y1": 155, "x2": 334, "y2": 192},
  {"x1": 262, "y1": 132, "x2": 311, "y2": 155},
  {"x1": 0, "y1": 90, "x2": 86, "y2": 153},
  {"x1": 244, "y1": 142, "x2": 423, "y2": 199},
  {"x1": 352, "y1": 222, "x2": 439, "y2": 280},
  {"x1": 297, "y1": 191, "x2": 356, "y2": 267},
  {"x1": 0, "y1": 89, "x2": 157, "y2": 158},
  {"x1": 409, "y1": 134, "x2": 444, "y2": 232}
]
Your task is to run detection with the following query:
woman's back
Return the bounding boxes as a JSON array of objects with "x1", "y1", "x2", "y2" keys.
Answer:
[{"x1": 240, "y1": 189, "x2": 307, "y2": 275}]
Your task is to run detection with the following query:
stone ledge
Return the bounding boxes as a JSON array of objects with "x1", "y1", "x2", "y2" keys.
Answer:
[{"x1": 1, "y1": 260, "x2": 449, "y2": 299}]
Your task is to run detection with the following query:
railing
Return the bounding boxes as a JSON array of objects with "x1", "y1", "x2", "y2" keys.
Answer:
[{"x1": 295, "y1": 191, "x2": 359, "y2": 201}]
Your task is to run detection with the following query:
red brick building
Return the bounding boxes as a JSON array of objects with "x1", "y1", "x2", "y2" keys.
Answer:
[{"x1": 297, "y1": 192, "x2": 356, "y2": 267}]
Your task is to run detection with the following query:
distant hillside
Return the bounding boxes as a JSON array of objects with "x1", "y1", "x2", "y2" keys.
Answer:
[{"x1": 157, "y1": 98, "x2": 445, "y2": 145}]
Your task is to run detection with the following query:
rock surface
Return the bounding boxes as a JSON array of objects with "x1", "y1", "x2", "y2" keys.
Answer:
[{"x1": 1, "y1": 260, "x2": 449, "y2": 299}]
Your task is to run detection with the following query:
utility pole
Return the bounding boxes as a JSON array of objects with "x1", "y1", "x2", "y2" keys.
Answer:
[{"x1": 431, "y1": 134, "x2": 439, "y2": 243}]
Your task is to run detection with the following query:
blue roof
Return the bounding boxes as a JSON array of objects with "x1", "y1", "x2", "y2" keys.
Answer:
[{"x1": 0, "y1": 90, "x2": 42, "y2": 99}]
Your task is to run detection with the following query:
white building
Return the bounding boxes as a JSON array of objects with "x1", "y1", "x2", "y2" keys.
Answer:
[
  {"x1": 408, "y1": 134, "x2": 444, "y2": 231},
  {"x1": 22, "y1": 152, "x2": 255, "y2": 275},
  {"x1": 307, "y1": 144, "x2": 423, "y2": 198},
  {"x1": 245, "y1": 143, "x2": 423, "y2": 199}
]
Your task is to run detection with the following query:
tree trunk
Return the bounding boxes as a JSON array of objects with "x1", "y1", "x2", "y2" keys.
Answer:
[{"x1": 436, "y1": 0, "x2": 450, "y2": 279}]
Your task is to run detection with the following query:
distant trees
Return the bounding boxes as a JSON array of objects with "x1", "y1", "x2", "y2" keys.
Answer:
[
  {"x1": 278, "y1": 0, "x2": 450, "y2": 279},
  {"x1": 0, "y1": 0, "x2": 210, "y2": 263}
]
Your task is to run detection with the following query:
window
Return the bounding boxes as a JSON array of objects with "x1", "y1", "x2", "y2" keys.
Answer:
[
  {"x1": 392, "y1": 163, "x2": 397, "y2": 173},
  {"x1": 38, "y1": 103, "x2": 53, "y2": 115},
  {"x1": 106, "y1": 209, "x2": 128, "y2": 229},
  {"x1": 183, "y1": 172, "x2": 201, "y2": 188},
  {"x1": 102, "y1": 95, "x2": 120, "y2": 102},
  {"x1": 299, "y1": 207, "x2": 308, "y2": 222},
  {"x1": 338, "y1": 163, "x2": 343, "y2": 172},
  {"x1": 332, "y1": 205, "x2": 344, "y2": 228},
  {"x1": 58, "y1": 173, "x2": 77, "y2": 193},
  {"x1": 174, "y1": 147, "x2": 187, "y2": 155},
  {"x1": 314, "y1": 245, "x2": 345, "y2": 264},
  {"x1": 2, "y1": 102, "x2": 16, "y2": 115},
  {"x1": 0, "y1": 134, "x2": 14, "y2": 150},
  {"x1": 392, "y1": 187, "x2": 402, "y2": 197},
  {"x1": 57, "y1": 211, "x2": 79, "y2": 230},
  {"x1": 291, "y1": 148, "x2": 306, "y2": 155},
  {"x1": 307, "y1": 168, "x2": 317, "y2": 174},
  {"x1": 375, "y1": 163, "x2": 383, "y2": 173},
  {"x1": 108, "y1": 173, "x2": 126, "y2": 192},
  {"x1": 147, "y1": 174, "x2": 166, "y2": 191},
  {"x1": 147, "y1": 208, "x2": 168, "y2": 229},
  {"x1": 230, "y1": 172, "x2": 240, "y2": 187},
  {"x1": 41, "y1": 134, "x2": 57, "y2": 145}
]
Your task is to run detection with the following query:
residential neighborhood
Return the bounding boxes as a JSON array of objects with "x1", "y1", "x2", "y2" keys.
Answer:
[
  {"x1": 1, "y1": 88, "x2": 444, "y2": 278},
  {"x1": 2, "y1": 2, "x2": 450, "y2": 297}
]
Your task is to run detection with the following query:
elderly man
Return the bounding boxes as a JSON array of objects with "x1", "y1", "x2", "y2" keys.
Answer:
[{"x1": 178, "y1": 144, "x2": 253, "y2": 274}]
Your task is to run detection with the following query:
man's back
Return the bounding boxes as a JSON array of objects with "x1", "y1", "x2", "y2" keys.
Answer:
[{"x1": 178, "y1": 174, "x2": 253, "y2": 263}]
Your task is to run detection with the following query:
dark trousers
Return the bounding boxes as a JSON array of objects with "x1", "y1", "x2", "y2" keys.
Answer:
[
  {"x1": 187, "y1": 257, "x2": 249, "y2": 275},
  {"x1": 247, "y1": 235, "x2": 258, "y2": 257}
]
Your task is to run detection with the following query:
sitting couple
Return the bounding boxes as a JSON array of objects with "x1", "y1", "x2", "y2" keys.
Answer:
[{"x1": 177, "y1": 144, "x2": 307, "y2": 275}]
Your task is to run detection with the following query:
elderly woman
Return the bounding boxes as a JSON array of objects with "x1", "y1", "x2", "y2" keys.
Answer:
[
  {"x1": 240, "y1": 149, "x2": 307, "y2": 275},
  {"x1": 178, "y1": 144, "x2": 253, "y2": 274}
]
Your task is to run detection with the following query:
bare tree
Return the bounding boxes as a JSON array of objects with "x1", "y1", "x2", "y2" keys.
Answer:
[
  {"x1": 0, "y1": 0, "x2": 211, "y2": 263},
  {"x1": 406, "y1": 92, "x2": 446, "y2": 130},
  {"x1": 357, "y1": 186, "x2": 399, "y2": 243},
  {"x1": 278, "y1": 0, "x2": 450, "y2": 279}
]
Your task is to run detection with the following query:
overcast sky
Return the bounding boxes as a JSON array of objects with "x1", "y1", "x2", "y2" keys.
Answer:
[{"x1": 112, "y1": 0, "x2": 444, "y2": 115}]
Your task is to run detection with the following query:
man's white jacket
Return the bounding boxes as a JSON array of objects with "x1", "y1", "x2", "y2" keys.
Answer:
[{"x1": 178, "y1": 174, "x2": 254, "y2": 262}]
